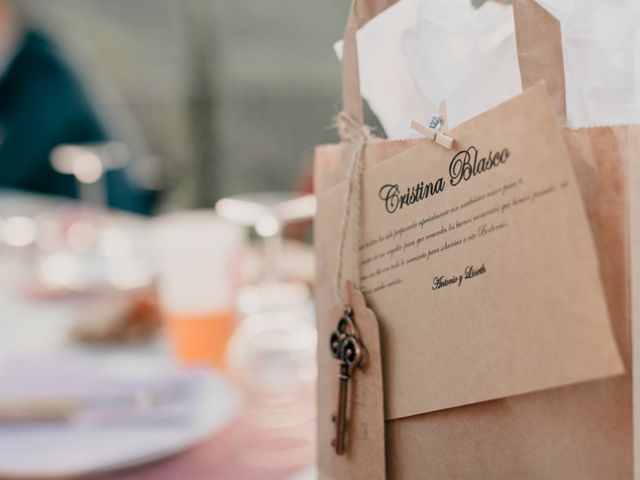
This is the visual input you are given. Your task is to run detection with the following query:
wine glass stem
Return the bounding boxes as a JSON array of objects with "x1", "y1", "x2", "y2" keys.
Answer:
[
  {"x1": 263, "y1": 228, "x2": 283, "y2": 281},
  {"x1": 77, "y1": 177, "x2": 107, "y2": 208}
]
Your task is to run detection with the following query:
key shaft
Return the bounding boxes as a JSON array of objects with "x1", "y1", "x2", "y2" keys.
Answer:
[{"x1": 334, "y1": 364, "x2": 350, "y2": 454}]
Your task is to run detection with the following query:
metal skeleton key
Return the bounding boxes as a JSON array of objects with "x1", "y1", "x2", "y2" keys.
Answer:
[{"x1": 330, "y1": 307, "x2": 366, "y2": 455}]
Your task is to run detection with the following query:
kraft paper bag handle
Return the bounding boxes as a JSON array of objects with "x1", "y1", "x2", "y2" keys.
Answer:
[
  {"x1": 341, "y1": 0, "x2": 568, "y2": 130},
  {"x1": 513, "y1": 0, "x2": 567, "y2": 123},
  {"x1": 341, "y1": 0, "x2": 400, "y2": 125},
  {"x1": 329, "y1": 4, "x2": 399, "y2": 479}
]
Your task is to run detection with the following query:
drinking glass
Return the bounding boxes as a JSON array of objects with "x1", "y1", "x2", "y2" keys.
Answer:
[
  {"x1": 38, "y1": 142, "x2": 149, "y2": 293},
  {"x1": 216, "y1": 192, "x2": 317, "y2": 469}
]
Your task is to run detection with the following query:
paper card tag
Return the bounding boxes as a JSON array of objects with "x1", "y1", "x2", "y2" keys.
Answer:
[
  {"x1": 328, "y1": 282, "x2": 385, "y2": 480},
  {"x1": 319, "y1": 84, "x2": 624, "y2": 421}
]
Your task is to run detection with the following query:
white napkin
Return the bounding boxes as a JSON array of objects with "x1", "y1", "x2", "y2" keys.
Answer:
[
  {"x1": 0, "y1": 354, "x2": 206, "y2": 426},
  {"x1": 0, "y1": 353, "x2": 239, "y2": 477}
]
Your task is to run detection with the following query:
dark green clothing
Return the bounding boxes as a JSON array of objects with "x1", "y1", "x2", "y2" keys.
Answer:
[{"x1": 0, "y1": 31, "x2": 153, "y2": 214}]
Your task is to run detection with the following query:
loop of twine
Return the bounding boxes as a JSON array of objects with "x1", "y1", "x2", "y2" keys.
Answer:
[{"x1": 333, "y1": 111, "x2": 373, "y2": 309}]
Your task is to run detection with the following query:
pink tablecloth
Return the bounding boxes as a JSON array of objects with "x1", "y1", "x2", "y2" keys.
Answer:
[{"x1": 108, "y1": 396, "x2": 316, "y2": 480}]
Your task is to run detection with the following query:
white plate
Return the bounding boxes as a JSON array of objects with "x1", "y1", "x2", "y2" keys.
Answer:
[
  {"x1": 286, "y1": 465, "x2": 317, "y2": 480},
  {"x1": 0, "y1": 353, "x2": 240, "y2": 479}
]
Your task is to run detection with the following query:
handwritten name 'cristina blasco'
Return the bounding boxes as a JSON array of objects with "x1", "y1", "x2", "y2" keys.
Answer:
[{"x1": 379, "y1": 146, "x2": 510, "y2": 214}]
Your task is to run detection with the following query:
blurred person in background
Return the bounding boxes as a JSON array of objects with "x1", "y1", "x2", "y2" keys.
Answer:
[{"x1": 0, "y1": 0, "x2": 155, "y2": 214}]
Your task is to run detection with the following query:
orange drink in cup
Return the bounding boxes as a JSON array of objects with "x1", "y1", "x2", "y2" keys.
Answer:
[
  {"x1": 163, "y1": 310, "x2": 235, "y2": 367},
  {"x1": 151, "y1": 211, "x2": 243, "y2": 369}
]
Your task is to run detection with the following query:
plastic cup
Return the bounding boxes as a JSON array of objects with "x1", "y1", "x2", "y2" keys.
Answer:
[{"x1": 150, "y1": 211, "x2": 243, "y2": 368}]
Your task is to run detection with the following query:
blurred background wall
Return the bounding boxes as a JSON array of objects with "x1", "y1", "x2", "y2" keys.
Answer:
[{"x1": 20, "y1": 0, "x2": 354, "y2": 210}]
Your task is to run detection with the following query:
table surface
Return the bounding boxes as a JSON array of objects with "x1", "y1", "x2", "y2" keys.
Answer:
[{"x1": 0, "y1": 191, "x2": 316, "y2": 480}]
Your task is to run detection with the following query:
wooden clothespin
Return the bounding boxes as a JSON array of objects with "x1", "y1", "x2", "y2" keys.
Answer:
[{"x1": 410, "y1": 100, "x2": 454, "y2": 149}]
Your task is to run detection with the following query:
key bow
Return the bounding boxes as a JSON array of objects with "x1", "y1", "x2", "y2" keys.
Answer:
[{"x1": 330, "y1": 307, "x2": 366, "y2": 373}]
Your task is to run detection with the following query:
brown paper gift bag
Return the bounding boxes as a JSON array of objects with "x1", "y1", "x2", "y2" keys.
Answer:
[{"x1": 314, "y1": 0, "x2": 637, "y2": 478}]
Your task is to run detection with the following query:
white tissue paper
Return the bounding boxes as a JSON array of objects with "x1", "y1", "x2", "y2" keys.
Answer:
[
  {"x1": 339, "y1": 0, "x2": 640, "y2": 138},
  {"x1": 537, "y1": 0, "x2": 640, "y2": 127},
  {"x1": 334, "y1": 0, "x2": 430, "y2": 139},
  {"x1": 403, "y1": 0, "x2": 520, "y2": 130}
]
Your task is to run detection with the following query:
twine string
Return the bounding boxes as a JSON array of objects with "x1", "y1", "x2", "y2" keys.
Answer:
[{"x1": 333, "y1": 111, "x2": 373, "y2": 309}]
